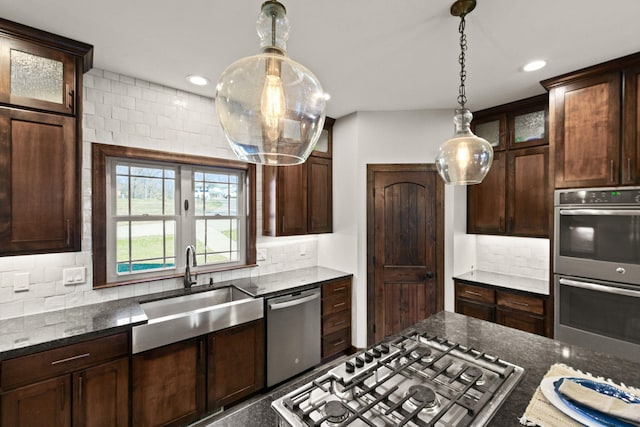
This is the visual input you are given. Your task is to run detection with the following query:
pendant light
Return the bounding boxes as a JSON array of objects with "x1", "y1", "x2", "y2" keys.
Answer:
[
  {"x1": 215, "y1": 1, "x2": 327, "y2": 166},
  {"x1": 435, "y1": 0, "x2": 493, "y2": 185}
]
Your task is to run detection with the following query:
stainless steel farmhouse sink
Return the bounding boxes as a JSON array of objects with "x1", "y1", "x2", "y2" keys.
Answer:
[{"x1": 132, "y1": 286, "x2": 263, "y2": 353}]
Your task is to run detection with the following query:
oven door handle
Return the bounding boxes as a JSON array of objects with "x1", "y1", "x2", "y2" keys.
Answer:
[
  {"x1": 559, "y1": 278, "x2": 640, "y2": 298},
  {"x1": 559, "y1": 209, "x2": 640, "y2": 216}
]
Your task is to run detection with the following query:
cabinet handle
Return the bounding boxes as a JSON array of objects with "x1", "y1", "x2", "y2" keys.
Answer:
[
  {"x1": 507, "y1": 300, "x2": 529, "y2": 307},
  {"x1": 333, "y1": 302, "x2": 346, "y2": 308},
  {"x1": 610, "y1": 160, "x2": 615, "y2": 182},
  {"x1": 78, "y1": 375, "x2": 83, "y2": 401},
  {"x1": 51, "y1": 353, "x2": 90, "y2": 365},
  {"x1": 628, "y1": 158, "x2": 633, "y2": 182},
  {"x1": 59, "y1": 381, "x2": 65, "y2": 410},
  {"x1": 333, "y1": 340, "x2": 346, "y2": 347},
  {"x1": 332, "y1": 320, "x2": 346, "y2": 327},
  {"x1": 281, "y1": 216, "x2": 285, "y2": 232},
  {"x1": 508, "y1": 217, "x2": 513, "y2": 233},
  {"x1": 465, "y1": 290, "x2": 482, "y2": 297},
  {"x1": 66, "y1": 219, "x2": 71, "y2": 246},
  {"x1": 199, "y1": 339, "x2": 204, "y2": 361},
  {"x1": 499, "y1": 217, "x2": 504, "y2": 232},
  {"x1": 333, "y1": 286, "x2": 346, "y2": 293}
]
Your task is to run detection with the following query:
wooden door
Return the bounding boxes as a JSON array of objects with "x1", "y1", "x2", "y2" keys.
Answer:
[
  {"x1": 207, "y1": 320, "x2": 264, "y2": 410},
  {"x1": 508, "y1": 146, "x2": 549, "y2": 237},
  {"x1": 467, "y1": 151, "x2": 506, "y2": 234},
  {"x1": 551, "y1": 72, "x2": 621, "y2": 188},
  {"x1": 0, "y1": 107, "x2": 78, "y2": 255},
  {"x1": 1, "y1": 376, "x2": 71, "y2": 427},
  {"x1": 623, "y1": 65, "x2": 640, "y2": 184},
  {"x1": 132, "y1": 338, "x2": 206, "y2": 427},
  {"x1": 367, "y1": 164, "x2": 444, "y2": 344},
  {"x1": 73, "y1": 357, "x2": 129, "y2": 427},
  {"x1": 307, "y1": 156, "x2": 332, "y2": 234}
]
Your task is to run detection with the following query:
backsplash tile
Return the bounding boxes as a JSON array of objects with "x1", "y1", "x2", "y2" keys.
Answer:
[
  {"x1": 475, "y1": 235, "x2": 550, "y2": 280},
  {"x1": 0, "y1": 69, "x2": 319, "y2": 320}
]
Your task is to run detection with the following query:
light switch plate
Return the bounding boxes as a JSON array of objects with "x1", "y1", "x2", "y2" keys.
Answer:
[
  {"x1": 13, "y1": 272, "x2": 29, "y2": 292},
  {"x1": 63, "y1": 267, "x2": 86, "y2": 285}
]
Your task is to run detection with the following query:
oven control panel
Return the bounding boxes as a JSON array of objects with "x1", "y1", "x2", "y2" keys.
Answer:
[{"x1": 557, "y1": 187, "x2": 640, "y2": 205}]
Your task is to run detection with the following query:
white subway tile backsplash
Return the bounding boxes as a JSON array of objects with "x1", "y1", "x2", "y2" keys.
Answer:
[{"x1": 475, "y1": 235, "x2": 549, "y2": 280}]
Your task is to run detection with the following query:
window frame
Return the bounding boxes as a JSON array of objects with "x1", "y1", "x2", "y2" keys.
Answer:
[{"x1": 92, "y1": 143, "x2": 256, "y2": 288}]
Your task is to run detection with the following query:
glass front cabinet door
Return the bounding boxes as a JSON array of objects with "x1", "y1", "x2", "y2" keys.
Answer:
[
  {"x1": 508, "y1": 103, "x2": 548, "y2": 148},
  {"x1": 472, "y1": 113, "x2": 507, "y2": 151},
  {"x1": 0, "y1": 37, "x2": 76, "y2": 115}
]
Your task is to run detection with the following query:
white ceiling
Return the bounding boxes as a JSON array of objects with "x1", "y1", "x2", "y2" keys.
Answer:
[{"x1": 1, "y1": 0, "x2": 639, "y2": 118}]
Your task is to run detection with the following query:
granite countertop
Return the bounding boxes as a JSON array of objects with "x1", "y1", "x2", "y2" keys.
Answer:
[
  {"x1": 0, "y1": 266, "x2": 351, "y2": 360},
  {"x1": 454, "y1": 270, "x2": 549, "y2": 295},
  {"x1": 201, "y1": 311, "x2": 640, "y2": 427}
]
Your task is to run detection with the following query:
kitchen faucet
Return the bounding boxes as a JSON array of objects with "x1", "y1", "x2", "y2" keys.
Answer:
[{"x1": 184, "y1": 245, "x2": 198, "y2": 288}]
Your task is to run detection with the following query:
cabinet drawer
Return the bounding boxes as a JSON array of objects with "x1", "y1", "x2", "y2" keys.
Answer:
[
  {"x1": 322, "y1": 293, "x2": 351, "y2": 316},
  {"x1": 323, "y1": 310, "x2": 350, "y2": 336},
  {"x1": 496, "y1": 291, "x2": 544, "y2": 315},
  {"x1": 455, "y1": 283, "x2": 495, "y2": 304},
  {"x1": 322, "y1": 279, "x2": 351, "y2": 298},
  {"x1": 1, "y1": 332, "x2": 128, "y2": 390},
  {"x1": 322, "y1": 328, "x2": 351, "y2": 359}
]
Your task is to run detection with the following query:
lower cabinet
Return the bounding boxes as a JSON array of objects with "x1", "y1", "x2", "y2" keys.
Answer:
[
  {"x1": 132, "y1": 337, "x2": 206, "y2": 427},
  {"x1": 132, "y1": 320, "x2": 265, "y2": 427},
  {"x1": 1, "y1": 333, "x2": 129, "y2": 427},
  {"x1": 207, "y1": 319, "x2": 264, "y2": 410},
  {"x1": 321, "y1": 277, "x2": 352, "y2": 360},
  {"x1": 454, "y1": 281, "x2": 547, "y2": 337}
]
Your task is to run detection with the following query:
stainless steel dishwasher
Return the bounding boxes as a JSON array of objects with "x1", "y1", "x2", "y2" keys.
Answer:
[{"x1": 266, "y1": 288, "x2": 321, "y2": 387}]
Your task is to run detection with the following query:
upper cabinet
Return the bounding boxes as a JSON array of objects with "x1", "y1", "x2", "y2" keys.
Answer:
[
  {"x1": 0, "y1": 18, "x2": 92, "y2": 256},
  {"x1": 263, "y1": 117, "x2": 334, "y2": 236},
  {"x1": 468, "y1": 95, "x2": 549, "y2": 238},
  {"x1": 542, "y1": 52, "x2": 640, "y2": 188}
]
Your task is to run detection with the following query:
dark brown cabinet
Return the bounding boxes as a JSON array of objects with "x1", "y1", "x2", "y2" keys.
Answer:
[
  {"x1": 0, "y1": 18, "x2": 92, "y2": 256},
  {"x1": 468, "y1": 95, "x2": 549, "y2": 238},
  {"x1": 132, "y1": 337, "x2": 206, "y2": 427},
  {"x1": 321, "y1": 277, "x2": 352, "y2": 360},
  {"x1": 1, "y1": 333, "x2": 128, "y2": 427},
  {"x1": 207, "y1": 319, "x2": 264, "y2": 410},
  {"x1": 263, "y1": 117, "x2": 334, "y2": 236},
  {"x1": 454, "y1": 281, "x2": 548, "y2": 337},
  {"x1": 542, "y1": 52, "x2": 640, "y2": 188}
]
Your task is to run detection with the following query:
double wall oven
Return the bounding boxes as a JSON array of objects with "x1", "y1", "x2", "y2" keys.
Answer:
[{"x1": 554, "y1": 187, "x2": 640, "y2": 361}]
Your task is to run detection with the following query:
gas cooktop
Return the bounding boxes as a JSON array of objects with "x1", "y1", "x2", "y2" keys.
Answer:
[{"x1": 272, "y1": 330, "x2": 524, "y2": 426}]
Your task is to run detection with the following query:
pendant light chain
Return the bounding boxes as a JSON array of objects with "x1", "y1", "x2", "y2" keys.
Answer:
[
  {"x1": 457, "y1": 14, "x2": 468, "y2": 109},
  {"x1": 271, "y1": 9, "x2": 277, "y2": 46}
]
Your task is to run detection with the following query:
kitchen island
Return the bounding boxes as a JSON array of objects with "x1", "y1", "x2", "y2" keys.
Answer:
[{"x1": 200, "y1": 311, "x2": 640, "y2": 426}]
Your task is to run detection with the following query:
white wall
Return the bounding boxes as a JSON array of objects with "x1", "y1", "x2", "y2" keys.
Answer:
[{"x1": 0, "y1": 69, "x2": 319, "y2": 319}]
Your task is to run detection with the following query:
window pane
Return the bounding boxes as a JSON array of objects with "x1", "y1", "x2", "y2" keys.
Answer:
[
  {"x1": 131, "y1": 176, "x2": 164, "y2": 215},
  {"x1": 116, "y1": 165, "x2": 129, "y2": 175},
  {"x1": 195, "y1": 219, "x2": 206, "y2": 253},
  {"x1": 131, "y1": 221, "x2": 166, "y2": 260},
  {"x1": 165, "y1": 222, "x2": 175, "y2": 258},
  {"x1": 206, "y1": 195, "x2": 227, "y2": 216},
  {"x1": 116, "y1": 222, "x2": 130, "y2": 263},
  {"x1": 131, "y1": 166, "x2": 164, "y2": 178},
  {"x1": 116, "y1": 175, "x2": 129, "y2": 215},
  {"x1": 10, "y1": 49, "x2": 63, "y2": 104},
  {"x1": 165, "y1": 170, "x2": 175, "y2": 179},
  {"x1": 205, "y1": 173, "x2": 229, "y2": 183},
  {"x1": 164, "y1": 179, "x2": 175, "y2": 215}
]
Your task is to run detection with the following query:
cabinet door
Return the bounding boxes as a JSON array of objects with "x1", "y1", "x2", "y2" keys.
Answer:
[
  {"x1": 0, "y1": 37, "x2": 76, "y2": 115},
  {"x1": 508, "y1": 102, "x2": 548, "y2": 149},
  {"x1": 0, "y1": 107, "x2": 79, "y2": 255},
  {"x1": 496, "y1": 308, "x2": 545, "y2": 336},
  {"x1": 507, "y1": 146, "x2": 549, "y2": 237},
  {"x1": 467, "y1": 151, "x2": 506, "y2": 234},
  {"x1": 132, "y1": 338, "x2": 206, "y2": 427},
  {"x1": 207, "y1": 320, "x2": 264, "y2": 410},
  {"x1": 307, "y1": 156, "x2": 332, "y2": 234},
  {"x1": 73, "y1": 358, "x2": 129, "y2": 427},
  {"x1": 472, "y1": 113, "x2": 507, "y2": 151},
  {"x1": 623, "y1": 65, "x2": 640, "y2": 185},
  {"x1": 311, "y1": 117, "x2": 334, "y2": 158},
  {"x1": 551, "y1": 72, "x2": 621, "y2": 188},
  {"x1": 1, "y1": 376, "x2": 71, "y2": 427},
  {"x1": 455, "y1": 298, "x2": 495, "y2": 322}
]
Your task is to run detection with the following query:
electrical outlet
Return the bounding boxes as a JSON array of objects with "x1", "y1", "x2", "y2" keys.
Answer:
[
  {"x1": 13, "y1": 272, "x2": 29, "y2": 292},
  {"x1": 299, "y1": 244, "x2": 306, "y2": 256},
  {"x1": 63, "y1": 267, "x2": 86, "y2": 285},
  {"x1": 257, "y1": 248, "x2": 267, "y2": 261}
]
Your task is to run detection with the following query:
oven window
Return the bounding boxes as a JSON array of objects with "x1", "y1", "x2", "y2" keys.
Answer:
[
  {"x1": 558, "y1": 213, "x2": 640, "y2": 264},
  {"x1": 559, "y1": 283, "x2": 640, "y2": 345}
]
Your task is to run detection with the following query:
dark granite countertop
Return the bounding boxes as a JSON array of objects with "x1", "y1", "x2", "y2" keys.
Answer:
[
  {"x1": 0, "y1": 266, "x2": 351, "y2": 360},
  {"x1": 454, "y1": 270, "x2": 549, "y2": 295},
  {"x1": 200, "y1": 311, "x2": 640, "y2": 427}
]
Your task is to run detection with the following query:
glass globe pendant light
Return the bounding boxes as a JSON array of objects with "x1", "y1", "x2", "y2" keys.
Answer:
[
  {"x1": 215, "y1": 1, "x2": 327, "y2": 166},
  {"x1": 435, "y1": 0, "x2": 493, "y2": 185}
]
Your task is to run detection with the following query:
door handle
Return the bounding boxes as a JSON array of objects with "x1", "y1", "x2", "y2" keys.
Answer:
[{"x1": 425, "y1": 271, "x2": 434, "y2": 279}]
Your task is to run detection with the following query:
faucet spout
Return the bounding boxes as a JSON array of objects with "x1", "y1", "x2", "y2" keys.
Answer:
[{"x1": 184, "y1": 245, "x2": 197, "y2": 288}]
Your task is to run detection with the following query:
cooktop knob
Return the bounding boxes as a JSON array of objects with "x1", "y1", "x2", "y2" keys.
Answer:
[
  {"x1": 355, "y1": 356, "x2": 364, "y2": 368},
  {"x1": 364, "y1": 352, "x2": 373, "y2": 363},
  {"x1": 345, "y1": 361, "x2": 355, "y2": 373},
  {"x1": 380, "y1": 343, "x2": 390, "y2": 354},
  {"x1": 372, "y1": 348, "x2": 381, "y2": 358}
]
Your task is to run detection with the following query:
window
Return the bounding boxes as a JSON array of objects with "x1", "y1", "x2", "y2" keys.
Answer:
[{"x1": 92, "y1": 144, "x2": 256, "y2": 287}]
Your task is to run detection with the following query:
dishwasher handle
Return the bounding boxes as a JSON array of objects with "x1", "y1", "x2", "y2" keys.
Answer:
[{"x1": 268, "y1": 292, "x2": 320, "y2": 311}]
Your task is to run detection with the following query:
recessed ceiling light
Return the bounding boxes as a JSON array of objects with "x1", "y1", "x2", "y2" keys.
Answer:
[
  {"x1": 523, "y1": 60, "x2": 547, "y2": 72},
  {"x1": 186, "y1": 75, "x2": 209, "y2": 86}
]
